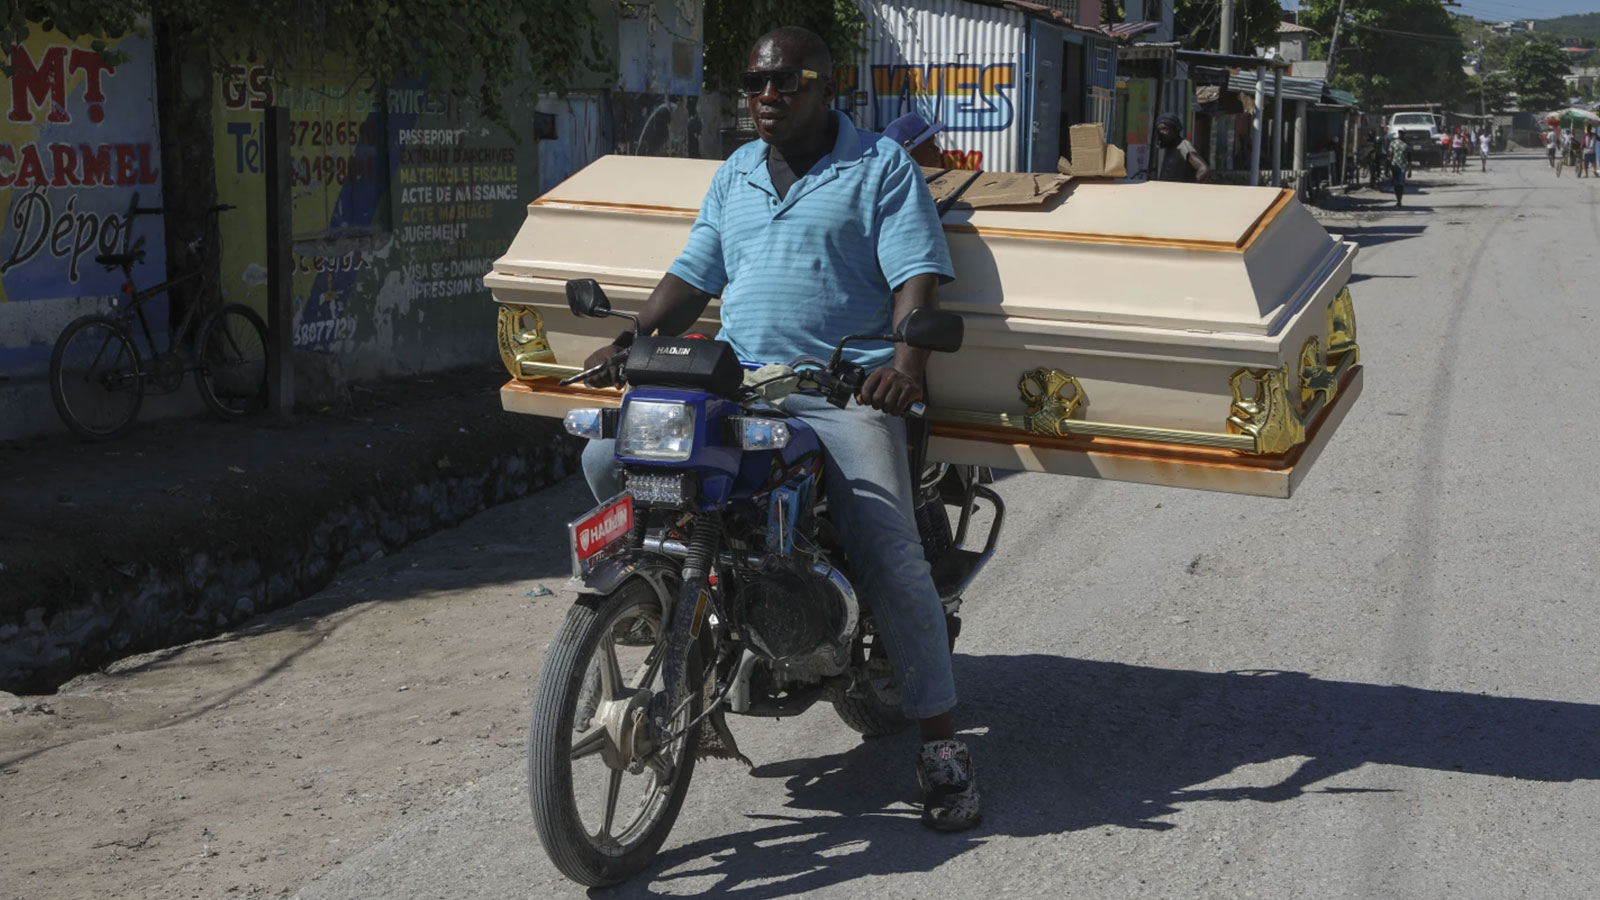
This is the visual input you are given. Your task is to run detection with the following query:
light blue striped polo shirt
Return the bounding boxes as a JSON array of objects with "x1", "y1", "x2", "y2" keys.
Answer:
[{"x1": 667, "y1": 110, "x2": 955, "y2": 369}]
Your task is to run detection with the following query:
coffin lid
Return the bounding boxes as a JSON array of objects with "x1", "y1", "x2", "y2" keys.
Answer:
[{"x1": 496, "y1": 155, "x2": 1348, "y2": 338}]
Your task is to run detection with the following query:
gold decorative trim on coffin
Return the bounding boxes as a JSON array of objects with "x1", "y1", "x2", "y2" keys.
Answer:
[
  {"x1": 1227, "y1": 287, "x2": 1360, "y2": 455},
  {"x1": 492, "y1": 288, "x2": 1360, "y2": 458},
  {"x1": 929, "y1": 288, "x2": 1361, "y2": 457},
  {"x1": 497, "y1": 304, "x2": 584, "y2": 381},
  {"x1": 930, "y1": 368, "x2": 1258, "y2": 452}
]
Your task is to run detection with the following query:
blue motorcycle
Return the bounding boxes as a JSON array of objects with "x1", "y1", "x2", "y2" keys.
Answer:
[{"x1": 528, "y1": 279, "x2": 1005, "y2": 886}]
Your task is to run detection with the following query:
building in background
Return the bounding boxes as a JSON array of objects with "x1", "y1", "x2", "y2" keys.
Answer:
[
  {"x1": 1277, "y1": 21, "x2": 1315, "y2": 63},
  {"x1": 1564, "y1": 66, "x2": 1600, "y2": 97},
  {"x1": 830, "y1": 0, "x2": 1122, "y2": 173}
]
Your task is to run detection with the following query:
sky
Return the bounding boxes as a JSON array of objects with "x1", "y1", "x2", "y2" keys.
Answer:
[{"x1": 1281, "y1": 1, "x2": 1600, "y2": 22}]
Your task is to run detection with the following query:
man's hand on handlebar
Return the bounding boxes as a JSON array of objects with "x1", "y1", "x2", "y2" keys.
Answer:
[
  {"x1": 858, "y1": 365, "x2": 924, "y2": 416},
  {"x1": 579, "y1": 343, "x2": 626, "y2": 388}
]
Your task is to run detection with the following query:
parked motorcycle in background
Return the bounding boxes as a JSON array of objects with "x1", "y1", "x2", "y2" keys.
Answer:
[{"x1": 526, "y1": 279, "x2": 1004, "y2": 886}]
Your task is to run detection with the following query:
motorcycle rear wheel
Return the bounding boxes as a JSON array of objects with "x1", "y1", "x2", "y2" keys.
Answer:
[
  {"x1": 830, "y1": 614, "x2": 961, "y2": 738},
  {"x1": 528, "y1": 578, "x2": 701, "y2": 886}
]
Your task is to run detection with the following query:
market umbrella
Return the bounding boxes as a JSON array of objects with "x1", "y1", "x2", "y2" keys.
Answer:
[{"x1": 1544, "y1": 107, "x2": 1600, "y2": 129}]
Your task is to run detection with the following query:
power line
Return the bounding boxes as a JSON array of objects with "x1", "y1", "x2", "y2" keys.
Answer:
[{"x1": 1343, "y1": 21, "x2": 1469, "y2": 44}]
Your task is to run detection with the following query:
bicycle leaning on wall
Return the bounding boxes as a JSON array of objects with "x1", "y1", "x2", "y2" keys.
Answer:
[{"x1": 49, "y1": 194, "x2": 269, "y2": 440}]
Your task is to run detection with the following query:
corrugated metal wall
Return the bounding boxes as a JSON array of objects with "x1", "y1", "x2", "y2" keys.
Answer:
[{"x1": 845, "y1": 0, "x2": 1029, "y2": 171}]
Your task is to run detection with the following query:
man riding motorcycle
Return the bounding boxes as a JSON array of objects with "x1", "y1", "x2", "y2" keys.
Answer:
[{"x1": 576, "y1": 25, "x2": 980, "y2": 832}]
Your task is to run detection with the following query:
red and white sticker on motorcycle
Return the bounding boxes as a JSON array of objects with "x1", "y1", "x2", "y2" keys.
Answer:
[{"x1": 568, "y1": 492, "x2": 634, "y2": 576}]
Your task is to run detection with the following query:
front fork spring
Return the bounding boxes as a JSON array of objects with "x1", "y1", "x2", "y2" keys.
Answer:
[{"x1": 654, "y1": 515, "x2": 722, "y2": 737}]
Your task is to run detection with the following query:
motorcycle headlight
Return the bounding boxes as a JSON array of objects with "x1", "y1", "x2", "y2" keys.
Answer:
[{"x1": 618, "y1": 400, "x2": 696, "y2": 461}]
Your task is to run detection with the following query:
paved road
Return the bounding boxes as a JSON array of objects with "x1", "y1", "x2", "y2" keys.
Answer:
[{"x1": 291, "y1": 155, "x2": 1600, "y2": 899}]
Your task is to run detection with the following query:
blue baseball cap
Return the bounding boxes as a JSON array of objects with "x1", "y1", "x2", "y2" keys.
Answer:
[{"x1": 882, "y1": 113, "x2": 945, "y2": 151}]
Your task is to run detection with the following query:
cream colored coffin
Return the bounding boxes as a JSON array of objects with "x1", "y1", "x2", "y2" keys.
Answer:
[{"x1": 487, "y1": 155, "x2": 1363, "y2": 499}]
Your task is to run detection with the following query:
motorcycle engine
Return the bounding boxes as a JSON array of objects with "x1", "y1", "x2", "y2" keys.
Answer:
[{"x1": 735, "y1": 560, "x2": 845, "y2": 672}]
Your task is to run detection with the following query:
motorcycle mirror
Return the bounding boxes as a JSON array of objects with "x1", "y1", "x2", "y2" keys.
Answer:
[
  {"x1": 897, "y1": 308, "x2": 964, "y2": 353},
  {"x1": 565, "y1": 279, "x2": 612, "y2": 319}
]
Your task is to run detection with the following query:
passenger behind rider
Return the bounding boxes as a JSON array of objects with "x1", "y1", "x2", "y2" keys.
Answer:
[
  {"x1": 881, "y1": 112, "x2": 947, "y2": 169},
  {"x1": 577, "y1": 26, "x2": 982, "y2": 833}
]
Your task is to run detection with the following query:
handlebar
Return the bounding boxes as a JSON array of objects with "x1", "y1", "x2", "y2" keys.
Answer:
[
  {"x1": 560, "y1": 349, "x2": 626, "y2": 387},
  {"x1": 568, "y1": 348, "x2": 926, "y2": 417}
]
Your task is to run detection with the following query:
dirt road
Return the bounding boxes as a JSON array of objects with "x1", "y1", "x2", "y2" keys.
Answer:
[{"x1": 1, "y1": 478, "x2": 594, "y2": 900}]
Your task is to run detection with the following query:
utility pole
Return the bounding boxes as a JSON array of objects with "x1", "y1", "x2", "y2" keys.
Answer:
[
  {"x1": 1220, "y1": 0, "x2": 1234, "y2": 55},
  {"x1": 1326, "y1": 0, "x2": 1348, "y2": 82},
  {"x1": 265, "y1": 106, "x2": 294, "y2": 417}
]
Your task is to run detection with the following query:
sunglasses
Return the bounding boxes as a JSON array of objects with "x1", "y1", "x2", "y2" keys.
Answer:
[{"x1": 740, "y1": 68, "x2": 821, "y2": 96}]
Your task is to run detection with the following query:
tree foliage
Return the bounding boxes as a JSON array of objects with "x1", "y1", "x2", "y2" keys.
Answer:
[
  {"x1": 1172, "y1": 0, "x2": 1282, "y2": 54},
  {"x1": 1525, "y1": 12, "x2": 1600, "y2": 43},
  {"x1": 1465, "y1": 71, "x2": 1514, "y2": 114},
  {"x1": 1298, "y1": 0, "x2": 1469, "y2": 109},
  {"x1": 1102, "y1": 0, "x2": 1280, "y2": 52},
  {"x1": 703, "y1": 0, "x2": 867, "y2": 94},
  {"x1": 1506, "y1": 41, "x2": 1571, "y2": 112},
  {"x1": 3, "y1": 0, "x2": 608, "y2": 122}
]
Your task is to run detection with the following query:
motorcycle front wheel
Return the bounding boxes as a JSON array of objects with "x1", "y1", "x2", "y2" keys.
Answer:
[{"x1": 527, "y1": 576, "x2": 702, "y2": 886}]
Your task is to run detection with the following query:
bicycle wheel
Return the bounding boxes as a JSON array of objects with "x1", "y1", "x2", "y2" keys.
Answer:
[
  {"x1": 195, "y1": 303, "x2": 268, "y2": 418},
  {"x1": 49, "y1": 315, "x2": 144, "y2": 441}
]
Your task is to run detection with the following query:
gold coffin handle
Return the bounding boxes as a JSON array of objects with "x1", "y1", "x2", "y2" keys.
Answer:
[{"x1": 497, "y1": 304, "x2": 562, "y2": 381}]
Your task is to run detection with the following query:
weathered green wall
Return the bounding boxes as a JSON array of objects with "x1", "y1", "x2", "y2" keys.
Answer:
[{"x1": 213, "y1": 68, "x2": 540, "y2": 381}]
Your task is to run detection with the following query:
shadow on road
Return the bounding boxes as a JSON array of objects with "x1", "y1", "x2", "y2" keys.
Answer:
[
  {"x1": 617, "y1": 655, "x2": 1600, "y2": 897},
  {"x1": 1324, "y1": 224, "x2": 1428, "y2": 248}
]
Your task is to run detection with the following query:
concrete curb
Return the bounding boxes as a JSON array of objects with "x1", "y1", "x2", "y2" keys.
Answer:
[{"x1": 0, "y1": 428, "x2": 580, "y2": 694}]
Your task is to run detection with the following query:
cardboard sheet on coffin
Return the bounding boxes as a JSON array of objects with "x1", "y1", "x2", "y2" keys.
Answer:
[{"x1": 487, "y1": 155, "x2": 1364, "y2": 498}]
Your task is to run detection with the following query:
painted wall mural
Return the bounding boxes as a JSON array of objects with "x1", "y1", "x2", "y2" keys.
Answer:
[
  {"x1": 833, "y1": 62, "x2": 1018, "y2": 170},
  {"x1": 213, "y1": 66, "x2": 538, "y2": 377},
  {"x1": 0, "y1": 26, "x2": 167, "y2": 376}
]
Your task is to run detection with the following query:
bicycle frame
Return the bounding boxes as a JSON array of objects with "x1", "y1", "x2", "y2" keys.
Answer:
[
  {"x1": 110, "y1": 267, "x2": 206, "y2": 362},
  {"x1": 106, "y1": 201, "x2": 229, "y2": 364}
]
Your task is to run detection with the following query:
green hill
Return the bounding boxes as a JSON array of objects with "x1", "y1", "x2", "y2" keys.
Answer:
[{"x1": 1532, "y1": 13, "x2": 1600, "y2": 42}]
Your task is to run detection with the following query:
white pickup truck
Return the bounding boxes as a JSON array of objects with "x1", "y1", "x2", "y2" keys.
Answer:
[{"x1": 1386, "y1": 112, "x2": 1445, "y2": 168}]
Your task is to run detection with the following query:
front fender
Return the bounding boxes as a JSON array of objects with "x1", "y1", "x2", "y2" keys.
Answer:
[{"x1": 566, "y1": 549, "x2": 678, "y2": 601}]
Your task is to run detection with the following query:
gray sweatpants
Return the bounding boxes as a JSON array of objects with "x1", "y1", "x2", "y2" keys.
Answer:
[{"x1": 581, "y1": 391, "x2": 957, "y2": 719}]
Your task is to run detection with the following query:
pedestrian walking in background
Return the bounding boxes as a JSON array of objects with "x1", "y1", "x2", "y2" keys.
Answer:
[
  {"x1": 1478, "y1": 130, "x2": 1490, "y2": 173},
  {"x1": 1584, "y1": 129, "x2": 1597, "y2": 179},
  {"x1": 1389, "y1": 132, "x2": 1409, "y2": 207},
  {"x1": 1153, "y1": 113, "x2": 1210, "y2": 183},
  {"x1": 1367, "y1": 130, "x2": 1385, "y2": 189},
  {"x1": 1548, "y1": 128, "x2": 1559, "y2": 169},
  {"x1": 1451, "y1": 128, "x2": 1467, "y2": 174}
]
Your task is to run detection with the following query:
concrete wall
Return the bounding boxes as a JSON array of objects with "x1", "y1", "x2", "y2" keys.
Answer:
[
  {"x1": 212, "y1": 67, "x2": 541, "y2": 382},
  {"x1": 0, "y1": 26, "x2": 170, "y2": 438}
]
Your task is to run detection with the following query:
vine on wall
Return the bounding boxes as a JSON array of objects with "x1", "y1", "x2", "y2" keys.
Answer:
[
  {"x1": 703, "y1": 0, "x2": 868, "y2": 94},
  {"x1": 4, "y1": 0, "x2": 608, "y2": 123}
]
